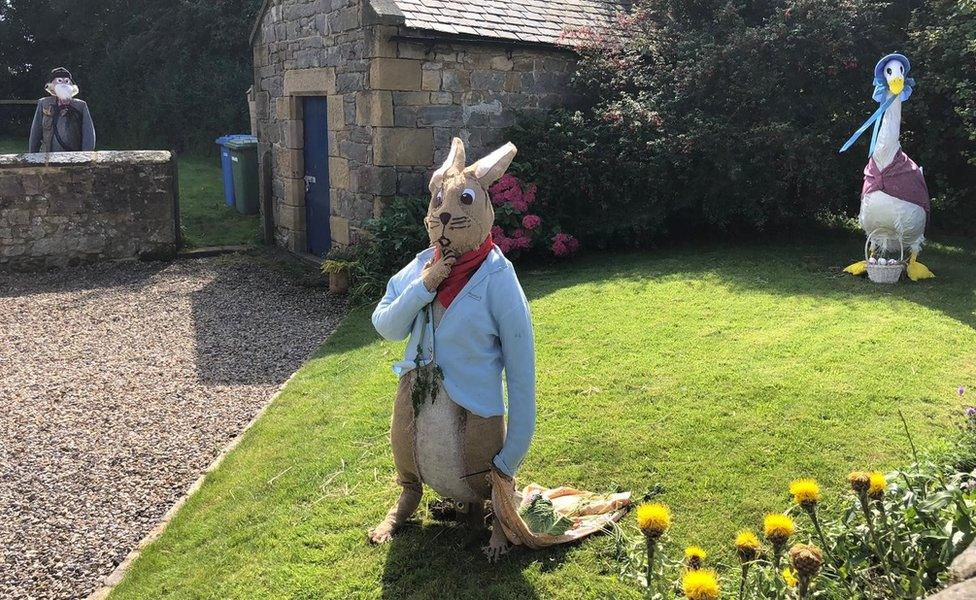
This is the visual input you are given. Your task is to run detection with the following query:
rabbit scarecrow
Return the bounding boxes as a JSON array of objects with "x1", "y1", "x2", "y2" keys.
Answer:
[
  {"x1": 841, "y1": 53, "x2": 933, "y2": 282},
  {"x1": 370, "y1": 138, "x2": 629, "y2": 561}
]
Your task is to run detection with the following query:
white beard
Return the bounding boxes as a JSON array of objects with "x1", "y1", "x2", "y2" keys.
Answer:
[{"x1": 46, "y1": 83, "x2": 79, "y2": 101}]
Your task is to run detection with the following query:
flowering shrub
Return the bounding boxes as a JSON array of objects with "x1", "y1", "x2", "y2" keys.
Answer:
[
  {"x1": 488, "y1": 174, "x2": 580, "y2": 259},
  {"x1": 511, "y1": 0, "x2": 976, "y2": 245}
]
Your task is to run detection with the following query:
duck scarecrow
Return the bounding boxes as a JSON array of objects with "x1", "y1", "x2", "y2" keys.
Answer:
[
  {"x1": 841, "y1": 53, "x2": 934, "y2": 282},
  {"x1": 369, "y1": 137, "x2": 630, "y2": 561}
]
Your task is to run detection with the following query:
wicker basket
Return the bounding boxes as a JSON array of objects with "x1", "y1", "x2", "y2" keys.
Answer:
[{"x1": 865, "y1": 232, "x2": 904, "y2": 284}]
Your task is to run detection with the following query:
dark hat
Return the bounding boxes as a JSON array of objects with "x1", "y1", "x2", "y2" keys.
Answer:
[{"x1": 49, "y1": 67, "x2": 72, "y2": 82}]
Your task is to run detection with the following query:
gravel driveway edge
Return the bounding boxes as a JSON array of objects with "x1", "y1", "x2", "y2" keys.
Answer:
[{"x1": 85, "y1": 367, "x2": 303, "y2": 600}]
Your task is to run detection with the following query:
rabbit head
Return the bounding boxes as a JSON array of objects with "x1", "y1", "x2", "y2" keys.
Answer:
[{"x1": 426, "y1": 137, "x2": 517, "y2": 257}]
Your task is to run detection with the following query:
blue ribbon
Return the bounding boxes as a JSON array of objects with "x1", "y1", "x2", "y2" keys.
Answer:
[{"x1": 840, "y1": 76, "x2": 915, "y2": 156}]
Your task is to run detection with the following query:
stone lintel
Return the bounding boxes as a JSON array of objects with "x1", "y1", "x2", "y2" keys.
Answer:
[{"x1": 283, "y1": 68, "x2": 337, "y2": 96}]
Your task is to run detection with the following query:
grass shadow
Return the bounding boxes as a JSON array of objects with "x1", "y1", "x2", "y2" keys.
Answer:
[{"x1": 382, "y1": 520, "x2": 574, "y2": 599}]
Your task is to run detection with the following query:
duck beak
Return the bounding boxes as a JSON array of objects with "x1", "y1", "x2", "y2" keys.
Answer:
[{"x1": 889, "y1": 76, "x2": 905, "y2": 95}]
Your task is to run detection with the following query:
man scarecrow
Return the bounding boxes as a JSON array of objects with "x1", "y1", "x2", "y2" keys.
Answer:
[{"x1": 28, "y1": 67, "x2": 96, "y2": 153}]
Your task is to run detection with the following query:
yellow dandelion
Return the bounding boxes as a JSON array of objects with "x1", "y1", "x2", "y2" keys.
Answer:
[
  {"x1": 868, "y1": 471, "x2": 887, "y2": 499},
  {"x1": 782, "y1": 567, "x2": 799, "y2": 588},
  {"x1": 636, "y1": 502, "x2": 671, "y2": 538},
  {"x1": 763, "y1": 513, "x2": 795, "y2": 546},
  {"x1": 684, "y1": 545, "x2": 707, "y2": 570},
  {"x1": 735, "y1": 529, "x2": 761, "y2": 562},
  {"x1": 789, "y1": 478, "x2": 821, "y2": 508},
  {"x1": 682, "y1": 568, "x2": 720, "y2": 600},
  {"x1": 848, "y1": 471, "x2": 871, "y2": 494}
]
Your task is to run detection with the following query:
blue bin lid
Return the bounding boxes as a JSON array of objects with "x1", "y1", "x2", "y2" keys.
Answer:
[{"x1": 215, "y1": 134, "x2": 256, "y2": 147}]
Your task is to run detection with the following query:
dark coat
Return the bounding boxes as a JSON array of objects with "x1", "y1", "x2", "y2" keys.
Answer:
[{"x1": 28, "y1": 97, "x2": 96, "y2": 153}]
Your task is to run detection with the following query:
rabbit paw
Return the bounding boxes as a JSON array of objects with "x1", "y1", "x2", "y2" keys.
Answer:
[{"x1": 482, "y1": 525, "x2": 510, "y2": 563}]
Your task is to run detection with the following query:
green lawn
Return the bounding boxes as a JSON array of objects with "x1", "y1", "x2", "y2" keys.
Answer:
[
  {"x1": 110, "y1": 236, "x2": 976, "y2": 599},
  {"x1": 0, "y1": 135, "x2": 259, "y2": 247},
  {"x1": 0, "y1": 136, "x2": 23, "y2": 153},
  {"x1": 177, "y1": 152, "x2": 262, "y2": 247}
]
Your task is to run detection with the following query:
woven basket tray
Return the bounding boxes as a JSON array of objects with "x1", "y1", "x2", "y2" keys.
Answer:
[
  {"x1": 865, "y1": 231, "x2": 905, "y2": 285},
  {"x1": 867, "y1": 262, "x2": 904, "y2": 284}
]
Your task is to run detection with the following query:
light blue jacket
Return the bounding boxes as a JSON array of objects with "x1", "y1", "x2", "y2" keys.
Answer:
[{"x1": 372, "y1": 246, "x2": 536, "y2": 477}]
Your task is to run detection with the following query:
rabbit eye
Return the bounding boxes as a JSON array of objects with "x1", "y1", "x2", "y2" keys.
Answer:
[
  {"x1": 460, "y1": 189, "x2": 475, "y2": 205},
  {"x1": 886, "y1": 67, "x2": 892, "y2": 75},
  {"x1": 433, "y1": 191, "x2": 443, "y2": 208}
]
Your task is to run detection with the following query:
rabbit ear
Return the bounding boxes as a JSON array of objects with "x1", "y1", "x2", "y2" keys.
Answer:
[
  {"x1": 429, "y1": 137, "x2": 466, "y2": 193},
  {"x1": 467, "y1": 142, "x2": 517, "y2": 186}
]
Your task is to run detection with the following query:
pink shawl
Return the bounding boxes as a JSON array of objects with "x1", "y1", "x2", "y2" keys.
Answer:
[{"x1": 862, "y1": 150, "x2": 930, "y2": 216}]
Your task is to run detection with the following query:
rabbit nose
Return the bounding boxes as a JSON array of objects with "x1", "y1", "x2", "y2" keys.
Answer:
[{"x1": 439, "y1": 212, "x2": 451, "y2": 225}]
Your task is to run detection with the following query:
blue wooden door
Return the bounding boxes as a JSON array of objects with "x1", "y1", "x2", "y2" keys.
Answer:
[{"x1": 303, "y1": 97, "x2": 331, "y2": 256}]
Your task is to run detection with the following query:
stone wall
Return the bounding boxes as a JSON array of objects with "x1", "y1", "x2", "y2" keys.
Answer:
[
  {"x1": 0, "y1": 151, "x2": 179, "y2": 271},
  {"x1": 251, "y1": 0, "x2": 580, "y2": 254}
]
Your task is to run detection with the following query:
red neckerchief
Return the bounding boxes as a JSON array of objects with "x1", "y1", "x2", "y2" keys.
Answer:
[{"x1": 433, "y1": 235, "x2": 494, "y2": 308}]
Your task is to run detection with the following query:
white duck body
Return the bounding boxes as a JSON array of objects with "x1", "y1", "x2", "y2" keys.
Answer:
[{"x1": 857, "y1": 95, "x2": 927, "y2": 255}]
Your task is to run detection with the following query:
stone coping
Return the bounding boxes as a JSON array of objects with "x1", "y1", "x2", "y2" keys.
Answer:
[{"x1": 0, "y1": 150, "x2": 172, "y2": 168}]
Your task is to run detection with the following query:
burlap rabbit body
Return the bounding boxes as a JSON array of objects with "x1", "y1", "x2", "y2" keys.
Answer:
[{"x1": 370, "y1": 138, "x2": 536, "y2": 561}]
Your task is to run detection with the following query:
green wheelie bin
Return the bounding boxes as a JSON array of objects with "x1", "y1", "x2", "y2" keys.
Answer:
[{"x1": 225, "y1": 136, "x2": 259, "y2": 215}]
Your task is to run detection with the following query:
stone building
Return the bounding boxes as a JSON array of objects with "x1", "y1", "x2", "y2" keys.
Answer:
[{"x1": 249, "y1": 0, "x2": 624, "y2": 255}]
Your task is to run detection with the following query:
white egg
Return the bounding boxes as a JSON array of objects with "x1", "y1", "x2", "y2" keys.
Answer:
[
  {"x1": 878, "y1": 258, "x2": 888, "y2": 265},
  {"x1": 868, "y1": 257, "x2": 877, "y2": 264}
]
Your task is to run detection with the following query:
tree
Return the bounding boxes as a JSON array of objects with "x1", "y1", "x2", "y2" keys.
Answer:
[{"x1": 0, "y1": 0, "x2": 263, "y2": 151}]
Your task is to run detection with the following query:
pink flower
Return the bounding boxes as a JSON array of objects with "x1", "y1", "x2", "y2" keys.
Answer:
[
  {"x1": 496, "y1": 236, "x2": 514, "y2": 253},
  {"x1": 522, "y1": 214, "x2": 542, "y2": 230},
  {"x1": 488, "y1": 174, "x2": 538, "y2": 213},
  {"x1": 551, "y1": 233, "x2": 580, "y2": 257},
  {"x1": 491, "y1": 225, "x2": 511, "y2": 251},
  {"x1": 511, "y1": 229, "x2": 533, "y2": 249},
  {"x1": 489, "y1": 175, "x2": 520, "y2": 205},
  {"x1": 491, "y1": 174, "x2": 519, "y2": 194}
]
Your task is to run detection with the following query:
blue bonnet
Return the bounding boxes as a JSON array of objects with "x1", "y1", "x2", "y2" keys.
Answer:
[{"x1": 872, "y1": 53, "x2": 915, "y2": 102}]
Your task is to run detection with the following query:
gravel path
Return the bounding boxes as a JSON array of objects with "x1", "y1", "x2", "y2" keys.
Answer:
[{"x1": 0, "y1": 255, "x2": 345, "y2": 599}]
